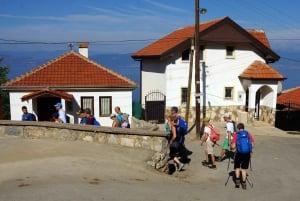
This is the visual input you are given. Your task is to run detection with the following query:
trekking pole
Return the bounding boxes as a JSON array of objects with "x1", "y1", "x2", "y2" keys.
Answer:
[
  {"x1": 250, "y1": 153, "x2": 253, "y2": 171},
  {"x1": 246, "y1": 174, "x2": 254, "y2": 188},
  {"x1": 227, "y1": 155, "x2": 231, "y2": 171}
]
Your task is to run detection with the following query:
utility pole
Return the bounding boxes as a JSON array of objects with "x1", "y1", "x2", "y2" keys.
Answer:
[
  {"x1": 185, "y1": 38, "x2": 194, "y2": 123},
  {"x1": 194, "y1": 0, "x2": 201, "y2": 139}
]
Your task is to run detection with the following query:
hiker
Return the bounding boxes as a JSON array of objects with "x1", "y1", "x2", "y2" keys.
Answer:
[
  {"x1": 111, "y1": 106, "x2": 129, "y2": 128},
  {"x1": 168, "y1": 115, "x2": 184, "y2": 172},
  {"x1": 168, "y1": 106, "x2": 192, "y2": 157},
  {"x1": 111, "y1": 106, "x2": 123, "y2": 127},
  {"x1": 21, "y1": 106, "x2": 36, "y2": 121},
  {"x1": 200, "y1": 117, "x2": 218, "y2": 169},
  {"x1": 217, "y1": 113, "x2": 235, "y2": 162},
  {"x1": 231, "y1": 123, "x2": 254, "y2": 189},
  {"x1": 54, "y1": 102, "x2": 66, "y2": 123},
  {"x1": 85, "y1": 108, "x2": 100, "y2": 126},
  {"x1": 77, "y1": 109, "x2": 87, "y2": 124}
]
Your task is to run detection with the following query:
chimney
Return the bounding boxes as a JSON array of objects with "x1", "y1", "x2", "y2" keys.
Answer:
[{"x1": 78, "y1": 42, "x2": 89, "y2": 58}]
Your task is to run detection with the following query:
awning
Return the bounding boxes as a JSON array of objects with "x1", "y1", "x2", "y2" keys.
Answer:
[{"x1": 21, "y1": 90, "x2": 73, "y2": 102}]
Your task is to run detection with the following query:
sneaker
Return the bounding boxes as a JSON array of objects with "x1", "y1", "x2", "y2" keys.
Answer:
[
  {"x1": 235, "y1": 179, "x2": 240, "y2": 188},
  {"x1": 202, "y1": 160, "x2": 209, "y2": 166},
  {"x1": 209, "y1": 164, "x2": 217, "y2": 169},
  {"x1": 216, "y1": 157, "x2": 223, "y2": 162},
  {"x1": 241, "y1": 181, "x2": 247, "y2": 190},
  {"x1": 177, "y1": 163, "x2": 184, "y2": 171}
]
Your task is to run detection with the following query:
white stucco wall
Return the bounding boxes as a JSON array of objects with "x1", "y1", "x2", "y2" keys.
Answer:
[
  {"x1": 141, "y1": 43, "x2": 271, "y2": 109},
  {"x1": 9, "y1": 90, "x2": 133, "y2": 127},
  {"x1": 141, "y1": 60, "x2": 166, "y2": 106}
]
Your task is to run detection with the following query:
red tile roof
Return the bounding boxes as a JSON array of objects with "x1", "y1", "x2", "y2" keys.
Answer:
[
  {"x1": 239, "y1": 60, "x2": 286, "y2": 80},
  {"x1": 277, "y1": 86, "x2": 300, "y2": 106},
  {"x1": 132, "y1": 17, "x2": 224, "y2": 59},
  {"x1": 132, "y1": 17, "x2": 275, "y2": 60},
  {"x1": 21, "y1": 90, "x2": 73, "y2": 101},
  {"x1": 247, "y1": 29, "x2": 270, "y2": 48},
  {"x1": 3, "y1": 51, "x2": 137, "y2": 89}
]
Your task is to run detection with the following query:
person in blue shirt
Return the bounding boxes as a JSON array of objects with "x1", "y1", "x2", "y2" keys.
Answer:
[{"x1": 21, "y1": 106, "x2": 36, "y2": 121}]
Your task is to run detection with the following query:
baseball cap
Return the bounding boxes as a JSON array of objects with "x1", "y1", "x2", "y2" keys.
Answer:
[
  {"x1": 54, "y1": 102, "x2": 63, "y2": 108},
  {"x1": 223, "y1": 113, "x2": 230, "y2": 118},
  {"x1": 203, "y1": 117, "x2": 210, "y2": 122}
]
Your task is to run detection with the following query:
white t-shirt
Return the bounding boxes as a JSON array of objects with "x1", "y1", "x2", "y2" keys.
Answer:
[
  {"x1": 58, "y1": 109, "x2": 66, "y2": 123},
  {"x1": 204, "y1": 126, "x2": 212, "y2": 142},
  {"x1": 225, "y1": 121, "x2": 234, "y2": 139}
]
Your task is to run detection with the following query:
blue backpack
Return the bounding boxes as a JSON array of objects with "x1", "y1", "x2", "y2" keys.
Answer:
[
  {"x1": 93, "y1": 119, "x2": 101, "y2": 126},
  {"x1": 236, "y1": 130, "x2": 252, "y2": 153},
  {"x1": 178, "y1": 118, "x2": 188, "y2": 136}
]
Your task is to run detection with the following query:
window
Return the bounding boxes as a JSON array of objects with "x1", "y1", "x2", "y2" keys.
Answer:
[
  {"x1": 81, "y1": 96, "x2": 94, "y2": 114},
  {"x1": 224, "y1": 87, "x2": 234, "y2": 100},
  {"x1": 226, "y1": 46, "x2": 235, "y2": 58},
  {"x1": 181, "y1": 49, "x2": 190, "y2": 61},
  {"x1": 200, "y1": 45, "x2": 205, "y2": 61},
  {"x1": 181, "y1": 87, "x2": 188, "y2": 104},
  {"x1": 99, "y1": 96, "x2": 112, "y2": 116}
]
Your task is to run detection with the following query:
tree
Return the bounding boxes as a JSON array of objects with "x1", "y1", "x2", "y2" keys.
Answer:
[{"x1": 0, "y1": 57, "x2": 10, "y2": 119}]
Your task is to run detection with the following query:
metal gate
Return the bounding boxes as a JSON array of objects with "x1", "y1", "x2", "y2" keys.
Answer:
[
  {"x1": 276, "y1": 102, "x2": 300, "y2": 131},
  {"x1": 145, "y1": 90, "x2": 166, "y2": 123}
]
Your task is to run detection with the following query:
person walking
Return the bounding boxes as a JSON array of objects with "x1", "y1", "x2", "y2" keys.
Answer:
[
  {"x1": 231, "y1": 123, "x2": 254, "y2": 189},
  {"x1": 200, "y1": 117, "x2": 217, "y2": 169},
  {"x1": 217, "y1": 113, "x2": 235, "y2": 162},
  {"x1": 54, "y1": 102, "x2": 66, "y2": 123},
  {"x1": 168, "y1": 115, "x2": 184, "y2": 172}
]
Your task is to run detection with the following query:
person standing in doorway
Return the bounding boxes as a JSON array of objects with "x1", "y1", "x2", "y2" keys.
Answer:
[
  {"x1": 21, "y1": 106, "x2": 36, "y2": 121},
  {"x1": 54, "y1": 102, "x2": 66, "y2": 123}
]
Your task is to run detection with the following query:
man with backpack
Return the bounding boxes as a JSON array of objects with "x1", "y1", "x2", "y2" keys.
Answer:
[
  {"x1": 85, "y1": 108, "x2": 101, "y2": 126},
  {"x1": 21, "y1": 106, "x2": 36, "y2": 121},
  {"x1": 231, "y1": 123, "x2": 254, "y2": 190},
  {"x1": 200, "y1": 117, "x2": 219, "y2": 169}
]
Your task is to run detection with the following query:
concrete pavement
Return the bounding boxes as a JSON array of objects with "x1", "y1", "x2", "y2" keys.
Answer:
[{"x1": 0, "y1": 123, "x2": 299, "y2": 201}]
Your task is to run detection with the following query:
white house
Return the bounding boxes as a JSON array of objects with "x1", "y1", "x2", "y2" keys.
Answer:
[
  {"x1": 3, "y1": 43, "x2": 137, "y2": 126},
  {"x1": 132, "y1": 17, "x2": 285, "y2": 125}
]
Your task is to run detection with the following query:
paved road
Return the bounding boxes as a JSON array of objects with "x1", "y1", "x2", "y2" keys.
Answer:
[{"x1": 0, "y1": 124, "x2": 299, "y2": 201}]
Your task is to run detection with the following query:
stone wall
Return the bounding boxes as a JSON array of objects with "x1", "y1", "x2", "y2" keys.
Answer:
[
  {"x1": 168, "y1": 105, "x2": 275, "y2": 126},
  {"x1": 0, "y1": 120, "x2": 169, "y2": 153}
]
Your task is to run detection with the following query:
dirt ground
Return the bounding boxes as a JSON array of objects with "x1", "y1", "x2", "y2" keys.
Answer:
[{"x1": 0, "y1": 124, "x2": 300, "y2": 201}]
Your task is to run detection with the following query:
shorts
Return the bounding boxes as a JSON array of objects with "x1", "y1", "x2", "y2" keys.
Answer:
[
  {"x1": 234, "y1": 153, "x2": 251, "y2": 169},
  {"x1": 222, "y1": 138, "x2": 229, "y2": 150},
  {"x1": 206, "y1": 140, "x2": 215, "y2": 155}
]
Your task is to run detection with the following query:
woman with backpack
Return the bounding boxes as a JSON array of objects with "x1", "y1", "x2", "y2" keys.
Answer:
[
  {"x1": 231, "y1": 123, "x2": 254, "y2": 190},
  {"x1": 200, "y1": 117, "x2": 218, "y2": 169}
]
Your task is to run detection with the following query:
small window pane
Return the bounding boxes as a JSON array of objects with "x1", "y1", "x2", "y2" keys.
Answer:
[
  {"x1": 200, "y1": 45, "x2": 204, "y2": 60},
  {"x1": 182, "y1": 49, "x2": 190, "y2": 61},
  {"x1": 99, "y1": 96, "x2": 112, "y2": 116},
  {"x1": 225, "y1": 87, "x2": 233, "y2": 99},
  {"x1": 226, "y1": 46, "x2": 234, "y2": 57},
  {"x1": 81, "y1": 96, "x2": 94, "y2": 113},
  {"x1": 181, "y1": 87, "x2": 188, "y2": 104}
]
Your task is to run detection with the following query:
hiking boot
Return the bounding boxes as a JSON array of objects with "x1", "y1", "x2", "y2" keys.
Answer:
[
  {"x1": 241, "y1": 181, "x2": 247, "y2": 190},
  {"x1": 216, "y1": 157, "x2": 224, "y2": 162},
  {"x1": 209, "y1": 164, "x2": 217, "y2": 169},
  {"x1": 177, "y1": 163, "x2": 184, "y2": 171},
  {"x1": 235, "y1": 179, "x2": 240, "y2": 188},
  {"x1": 202, "y1": 160, "x2": 209, "y2": 166}
]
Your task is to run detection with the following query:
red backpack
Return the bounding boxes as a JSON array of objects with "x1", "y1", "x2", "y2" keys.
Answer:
[{"x1": 209, "y1": 125, "x2": 221, "y2": 142}]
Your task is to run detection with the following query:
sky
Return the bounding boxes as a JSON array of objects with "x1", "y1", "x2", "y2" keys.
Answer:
[
  {"x1": 0, "y1": 0, "x2": 300, "y2": 90},
  {"x1": 1, "y1": 0, "x2": 300, "y2": 55}
]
